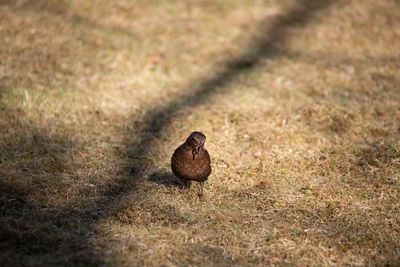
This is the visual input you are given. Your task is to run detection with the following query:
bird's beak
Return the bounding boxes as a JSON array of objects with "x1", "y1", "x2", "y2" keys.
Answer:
[
  {"x1": 192, "y1": 142, "x2": 204, "y2": 160},
  {"x1": 197, "y1": 142, "x2": 204, "y2": 154}
]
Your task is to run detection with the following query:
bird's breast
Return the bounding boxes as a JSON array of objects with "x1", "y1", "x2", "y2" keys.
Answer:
[{"x1": 171, "y1": 145, "x2": 211, "y2": 181}]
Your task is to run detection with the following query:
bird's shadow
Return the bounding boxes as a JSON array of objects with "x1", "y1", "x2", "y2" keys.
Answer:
[{"x1": 148, "y1": 171, "x2": 183, "y2": 188}]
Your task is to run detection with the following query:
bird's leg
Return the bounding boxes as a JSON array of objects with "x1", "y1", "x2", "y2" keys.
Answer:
[
  {"x1": 198, "y1": 181, "x2": 204, "y2": 199},
  {"x1": 179, "y1": 180, "x2": 191, "y2": 194}
]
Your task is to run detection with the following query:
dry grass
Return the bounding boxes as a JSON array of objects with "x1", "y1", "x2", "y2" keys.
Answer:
[{"x1": 1, "y1": 0, "x2": 400, "y2": 266}]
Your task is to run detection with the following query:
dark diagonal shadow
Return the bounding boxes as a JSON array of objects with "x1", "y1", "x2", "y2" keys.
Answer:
[{"x1": 0, "y1": 0, "x2": 335, "y2": 265}]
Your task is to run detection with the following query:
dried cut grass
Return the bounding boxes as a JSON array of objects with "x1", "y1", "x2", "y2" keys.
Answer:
[{"x1": 1, "y1": 0, "x2": 400, "y2": 266}]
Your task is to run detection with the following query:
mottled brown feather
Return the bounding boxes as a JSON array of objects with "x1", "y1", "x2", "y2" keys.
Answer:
[{"x1": 171, "y1": 143, "x2": 211, "y2": 182}]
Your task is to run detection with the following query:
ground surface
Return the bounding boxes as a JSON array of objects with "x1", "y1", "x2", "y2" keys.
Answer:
[{"x1": 1, "y1": 0, "x2": 400, "y2": 266}]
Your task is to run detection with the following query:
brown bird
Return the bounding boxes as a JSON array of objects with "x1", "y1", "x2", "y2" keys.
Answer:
[{"x1": 171, "y1": 131, "x2": 211, "y2": 198}]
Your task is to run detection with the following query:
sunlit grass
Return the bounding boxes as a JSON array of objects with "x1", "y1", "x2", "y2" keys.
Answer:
[{"x1": 1, "y1": 0, "x2": 399, "y2": 265}]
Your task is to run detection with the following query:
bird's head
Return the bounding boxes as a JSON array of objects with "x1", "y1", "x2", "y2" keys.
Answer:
[{"x1": 186, "y1": 131, "x2": 206, "y2": 159}]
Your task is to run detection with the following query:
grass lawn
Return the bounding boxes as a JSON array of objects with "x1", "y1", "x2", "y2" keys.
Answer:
[{"x1": 1, "y1": 0, "x2": 399, "y2": 265}]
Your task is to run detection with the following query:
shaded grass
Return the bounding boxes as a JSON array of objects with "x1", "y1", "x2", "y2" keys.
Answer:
[{"x1": 1, "y1": 0, "x2": 400, "y2": 266}]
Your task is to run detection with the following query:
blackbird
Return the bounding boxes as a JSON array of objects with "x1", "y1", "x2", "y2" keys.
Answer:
[{"x1": 171, "y1": 131, "x2": 211, "y2": 198}]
